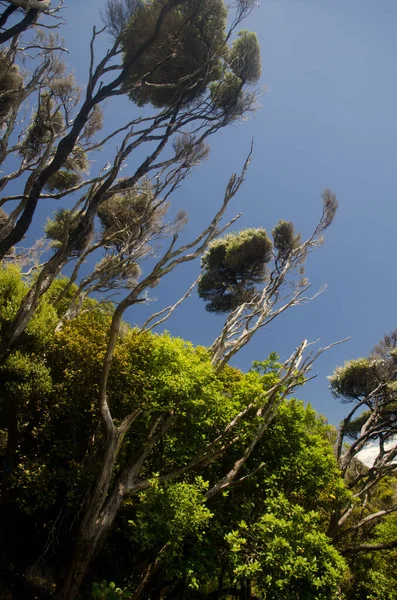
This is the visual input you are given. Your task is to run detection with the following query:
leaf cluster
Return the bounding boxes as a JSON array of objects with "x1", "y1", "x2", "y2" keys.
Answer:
[
  {"x1": 198, "y1": 228, "x2": 272, "y2": 313},
  {"x1": 121, "y1": 0, "x2": 228, "y2": 107},
  {"x1": 226, "y1": 494, "x2": 347, "y2": 600},
  {"x1": 0, "y1": 52, "x2": 23, "y2": 125}
]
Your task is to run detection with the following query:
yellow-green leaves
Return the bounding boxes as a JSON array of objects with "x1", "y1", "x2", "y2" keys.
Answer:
[
  {"x1": 226, "y1": 494, "x2": 347, "y2": 599},
  {"x1": 229, "y1": 30, "x2": 261, "y2": 84},
  {"x1": 329, "y1": 357, "x2": 385, "y2": 399},
  {"x1": 198, "y1": 228, "x2": 273, "y2": 313}
]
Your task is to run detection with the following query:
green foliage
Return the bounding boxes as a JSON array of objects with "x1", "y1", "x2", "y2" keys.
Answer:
[
  {"x1": 0, "y1": 52, "x2": 23, "y2": 125},
  {"x1": 198, "y1": 228, "x2": 273, "y2": 313},
  {"x1": 116, "y1": 398, "x2": 349, "y2": 595},
  {"x1": 272, "y1": 219, "x2": 301, "y2": 259},
  {"x1": 91, "y1": 580, "x2": 131, "y2": 599},
  {"x1": 45, "y1": 275, "x2": 91, "y2": 318},
  {"x1": 45, "y1": 169, "x2": 82, "y2": 192},
  {"x1": 64, "y1": 144, "x2": 89, "y2": 172},
  {"x1": 345, "y1": 513, "x2": 397, "y2": 600},
  {"x1": 258, "y1": 399, "x2": 350, "y2": 516},
  {"x1": 329, "y1": 351, "x2": 397, "y2": 449},
  {"x1": 228, "y1": 30, "x2": 261, "y2": 83},
  {"x1": 97, "y1": 182, "x2": 167, "y2": 252},
  {"x1": 118, "y1": 0, "x2": 261, "y2": 112},
  {"x1": 0, "y1": 350, "x2": 52, "y2": 405},
  {"x1": 44, "y1": 145, "x2": 89, "y2": 191},
  {"x1": 342, "y1": 409, "x2": 371, "y2": 439},
  {"x1": 20, "y1": 92, "x2": 64, "y2": 160},
  {"x1": 226, "y1": 495, "x2": 346, "y2": 600},
  {"x1": 132, "y1": 478, "x2": 212, "y2": 552},
  {"x1": 0, "y1": 264, "x2": 58, "y2": 350},
  {"x1": 122, "y1": 0, "x2": 228, "y2": 107},
  {"x1": 0, "y1": 269, "x2": 353, "y2": 597},
  {"x1": 19, "y1": 91, "x2": 86, "y2": 184},
  {"x1": 45, "y1": 208, "x2": 94, "y2": 255},
  {"x1": 210, "y1": 72, "x2": 243, "y2": 112},
  {"x1": 0, "y1": 264, "x2": 26, "y2": 323},
  {"x1": 329, "y1": 357, "x2": 386, "y2": 399}
]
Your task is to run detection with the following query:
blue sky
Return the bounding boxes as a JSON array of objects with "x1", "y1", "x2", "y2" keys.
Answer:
[{"x1": 22, "y1": 0, "x2": 397, "y2": 424}]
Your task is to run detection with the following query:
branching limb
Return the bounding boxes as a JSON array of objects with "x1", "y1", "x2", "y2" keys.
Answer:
[{"x1": 141, "y1": 275, "x2": 201, "y2": 333}]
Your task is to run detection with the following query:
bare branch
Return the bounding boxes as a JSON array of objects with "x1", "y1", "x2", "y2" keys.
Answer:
[{"x1": 141, "y1": 275, "x2": 200, "y2": 333}]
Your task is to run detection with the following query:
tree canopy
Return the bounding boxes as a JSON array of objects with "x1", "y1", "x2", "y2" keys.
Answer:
[
  {"x1": 0, "y1": 266, "x2": 350, "y2": 599},
  {"x1": 0, "y1": 1, "x2": 396, "y2": 599}
]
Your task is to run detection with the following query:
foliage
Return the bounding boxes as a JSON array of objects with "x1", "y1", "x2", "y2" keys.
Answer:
[
  {"x1": 0, "y1": 268, "x2": 353, "y2": 598},
  {"x1": 110, "y1": 397, "x2": 350, "y2": 596},
  {"x1": 0, "y1": 52, "x2": 22, "y2": 125},
  {"x1": 45, "y1": 208, "x2": 95, "y2": 255},
  {"x1": 0, "y1": 1, "x2": 348, "y2": 598},
  {"x1": 45, "y1": 169, "x2": 82, "y2": 192},
  {"x1": 229, "y1": 30, "x2": 261, "y2": 83},
  {"x1": 20, "y1": 92, "x2": 64, "y2": 160},
  {"x1": 97, "y1": 182, "x2": 167, "y2": 253},
  {"x1": 344, "y1": 513, "x2": 397, "y2": 600},
  {"x1": 258, "y1": 400, "x2": 350, "y2": 516},
  {"x1": 0, "y1": 264, "x2": 58, "y2": 349},
  {"x1": 327, "y1": 329, "x2": 397, "y2": 600},
  {"x1": 198, "y1": 217, "x2": 308, "y2": 315},
  {"x1": 272, "y1": 219, "x2": 301, "y2": 260},
  {"x1": 329, "y1": 357, "x2": 388, "y2": 400},
  {"x1": 118, "y1": 0, "x2": 262, "y2": 110},
  {"x1": 91, "y1": 580, "x2": 131, "y2": 599},
  {"x1": 131, "y1": 477, "x2": 213, "y2": 561},
  {"x1": 226, "y1": 495, "x2": 346, "y2": 599},
  {"x1": 121, "y1": 0, "x2": 228, "y2": 108},
  {"x1": 198, "y1": 228, "x2": 273, "y2": 313}
]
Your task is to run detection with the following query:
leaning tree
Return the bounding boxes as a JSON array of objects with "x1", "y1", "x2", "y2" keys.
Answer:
[
  {"x1": 0, "y1": 1, "x2": 344, "y2": 598},
  {"x1": 327, "y1": 329, "x2": 397, "y2": 556}
]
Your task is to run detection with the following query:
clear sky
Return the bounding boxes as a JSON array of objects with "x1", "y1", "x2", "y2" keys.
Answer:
[{"x1": 28, "y1": 0, "x2": 397, "y2": 424}]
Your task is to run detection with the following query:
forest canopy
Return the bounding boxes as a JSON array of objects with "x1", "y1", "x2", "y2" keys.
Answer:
[
  {"x1": 0, "y1": 266, "x2": 349, "y2": 598},
  {"x1": 0, "y1": 1, "x2": 396, "y2": 599}
]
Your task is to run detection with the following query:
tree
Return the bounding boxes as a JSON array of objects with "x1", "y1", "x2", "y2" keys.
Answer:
[
  {"x1": 198, "y1": 228, "x2": 273, "y2": 313},
  {"x1": 209, "y1": 191, "x2": 337, "y2": 371},
  {"x1": 0, "y1": 1, "x2": 52, "y2": 46},
  {"x1": 226, "y1": 496, "x2": 346, "y2": 600},
  {"x1": 0, "y1": 276, "x2": 350, "y2": 597},
  {"x1": 121, "y1": 398, "x2": 349, "y2": 598},
  {"x1": 0, "y1": 1, "x2": 343, "y2": 598},
  {"x1": 348, "y1": 510, "x2": 397, "y2": 600},
  {"x1": 327, "y1": 329, "x2": 397, "y2": 560}
]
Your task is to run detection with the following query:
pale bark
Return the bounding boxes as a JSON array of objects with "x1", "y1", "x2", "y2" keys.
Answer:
[
  {"x1": 210, "y1": 192, "x2": 338, "y2": 371},
  {"x1": 329, "y1": 371, "x2": 397, "y2": 544}
]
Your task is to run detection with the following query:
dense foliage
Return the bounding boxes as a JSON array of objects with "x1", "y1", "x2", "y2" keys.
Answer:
[
  {"x1": 0, "y1": 266, "x2": 351, "y2": 599},
  {"x1": 0, "y1": 1, "x2": 396, "y2": 599},
  {"x1": 0, "y1": 266, "x2": 395, "y2": 599}
]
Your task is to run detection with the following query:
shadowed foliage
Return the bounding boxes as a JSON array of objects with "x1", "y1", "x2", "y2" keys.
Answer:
[
  {"x1": 45, "y1": 208, "x2": 95, "y2": 256},
  {"x1": 198, "y1": 228, "x2": 273, "y2": 313},
  {"x1": 121, "y1": 0, "x2": 228, "y2": 107},
  {"x1": 0, "y1": 52, "x2": 22, "y2": 125}
]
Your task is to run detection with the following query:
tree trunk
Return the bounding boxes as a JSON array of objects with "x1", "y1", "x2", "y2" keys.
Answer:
[
  {"x1": 131, "y1": 544, "x2": 169, "y2": 600},
  {"x1": 57, "y1": 484, "x2": 126, "y2": 599},
  {"x1": 56, "y1": 418, "x2": 128, "y2": 599},
  {"x1": 57, "y1": 410, "x2": 167, "y2": 597},
  {"x1": 0, "y1": 405, "x2": 18, "y2": 551},
  {"x1": 326, "y1": 511, "x2": 340, "y2": 540}
]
